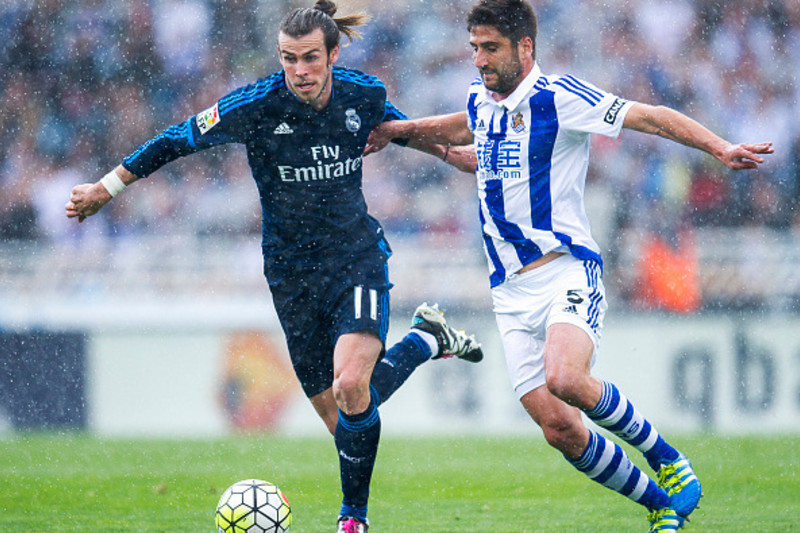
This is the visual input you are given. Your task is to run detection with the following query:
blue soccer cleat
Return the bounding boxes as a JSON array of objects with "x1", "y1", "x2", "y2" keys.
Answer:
[
  {"x1": 657, "y1": 453, "x2": 702, "y2": 517},
  {"x1": 648, "y1": 507, "x2": 685, "y2": 532},
  {"x1": 411, "y1": 302, "x2": 483, "y2": 362}
]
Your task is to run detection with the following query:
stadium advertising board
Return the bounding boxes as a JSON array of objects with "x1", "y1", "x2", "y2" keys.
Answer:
[
  {"x1": 83, "y1": 314, "x2": 800, "y2": 436},
  {"x1": 596, "y1": 316, "x2": 800, "y2": 434}
]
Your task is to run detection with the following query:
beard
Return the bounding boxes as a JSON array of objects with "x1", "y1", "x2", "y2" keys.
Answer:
[{"x1": 482, "y1": 60, "x2": 523, "y2": 94}]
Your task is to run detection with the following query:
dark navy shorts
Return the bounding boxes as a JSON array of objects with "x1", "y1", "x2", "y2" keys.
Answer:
[{"x1": 267, "y1": 248, "x2": 391, "y2": 398}]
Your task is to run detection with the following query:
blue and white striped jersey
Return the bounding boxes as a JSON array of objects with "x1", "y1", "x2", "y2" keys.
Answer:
[
  {"x1": 122, "y1": 67, "x2": 405, "y2": 272},
  {"x1": 467, "y1": 63, "x2": 634, "y2": 287}
]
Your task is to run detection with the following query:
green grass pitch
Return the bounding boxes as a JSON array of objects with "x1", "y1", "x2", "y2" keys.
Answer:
[{"x1": 0, "y1": 433, "x2": 797, "y2": 532}]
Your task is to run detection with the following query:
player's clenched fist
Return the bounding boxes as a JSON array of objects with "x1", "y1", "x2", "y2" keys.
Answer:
[{"x1": 65, "y1": 182, "x2": 111, "y2": 223}]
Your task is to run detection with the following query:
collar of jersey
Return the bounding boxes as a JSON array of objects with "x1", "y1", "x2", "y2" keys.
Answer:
[{"x1": 484, "y1": 62, "x2": 543, "y2": 111}]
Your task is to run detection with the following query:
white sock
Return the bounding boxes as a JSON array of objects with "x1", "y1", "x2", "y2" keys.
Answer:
[{"x1": 410, "y1": 330, "x2": 439, "y2": 358}]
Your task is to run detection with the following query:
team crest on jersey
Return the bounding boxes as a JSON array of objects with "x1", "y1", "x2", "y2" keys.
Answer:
[
  {"x1": 196, "y1": 102, "x2": 220, "y2": 134},
  {"x1": 511, "y1": 112, "x2": 526, "y2": 133},
  {"x1": 345, "y1": 108, "x2": 361, "y2": 133}
]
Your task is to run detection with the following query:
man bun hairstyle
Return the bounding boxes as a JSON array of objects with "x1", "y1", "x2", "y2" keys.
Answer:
[
  {"x1": 280, "y1": 1, "x2": 369, "y2": 52},
  {"x1": 467, "y1": 0, "x2": 538, "y2": 59}
]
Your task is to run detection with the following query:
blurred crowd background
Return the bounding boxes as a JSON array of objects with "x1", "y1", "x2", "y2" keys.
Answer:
[{"x1": 2, "y1": 0, "x2": 800, "y2": 313}]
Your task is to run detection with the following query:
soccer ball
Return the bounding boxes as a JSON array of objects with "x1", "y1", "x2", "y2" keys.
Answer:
[{"x1": 215, "y1": 479, "x2": 292, "y2": 533}]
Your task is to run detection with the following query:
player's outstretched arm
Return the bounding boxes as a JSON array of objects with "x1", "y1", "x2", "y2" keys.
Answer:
[
  {"x1": 403, "y1": 140, "x2": 477, "y2": 174},
  {"x1": 365, "y1": 111, "x2": 473, "y2": 156},
  {"x1": 623, "y1": 103, "x2": 774, "y2": 170},
  {"x1": 65, "y1": 165, "x2": 139, "y2": 223},
  {"x1": 441, "y1": 144, "x2": 477, "y2": 173}
]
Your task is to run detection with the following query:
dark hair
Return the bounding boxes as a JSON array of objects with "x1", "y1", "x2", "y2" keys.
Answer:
[
  {"x1": 279, "y1": 1, "x2": 369, "y2": 51},
  {"x1": 467, "y1": 0, "x2": 538, "y2": 59}
]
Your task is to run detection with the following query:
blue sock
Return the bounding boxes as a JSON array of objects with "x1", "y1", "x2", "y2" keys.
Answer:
[
  {"x1": 339, "y1": 503, "x2": 368, "y2": 522},
  {"x1": 584, "y1": 381, "x2": 679, "y2": 471},
  {"x1": 568, "y1": 430, "x2": 670, "y2": 510},
  {"x1": 335, "y1": 399, "x2": 381, "y2": 520},
  {"x1": 369, "y1": 332, "x2": 431, "y2": 407}
]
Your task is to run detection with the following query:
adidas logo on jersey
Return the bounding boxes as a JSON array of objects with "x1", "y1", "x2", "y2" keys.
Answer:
[{"x1": 273, "y1": 122, "x2": 294, "y2": 135}]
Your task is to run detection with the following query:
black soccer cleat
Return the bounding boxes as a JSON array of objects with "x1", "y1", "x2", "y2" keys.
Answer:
[{"x1": 411, "y1": 302, "x2": 483, "y2": 362}]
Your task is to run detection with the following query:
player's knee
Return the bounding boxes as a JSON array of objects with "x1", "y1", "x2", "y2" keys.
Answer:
[
  {"x1": 545, "y1": 367, "x2": 584, "y2": 405},
  {"x1": 540, "y1": 416, "x2": 581, "y2": 454},
  {"x1": 331, "y1": 374, "x2": 356, "y2": 403},
  {"x1": 332, "y1": 374, "x2": 369, "y2": 415}
]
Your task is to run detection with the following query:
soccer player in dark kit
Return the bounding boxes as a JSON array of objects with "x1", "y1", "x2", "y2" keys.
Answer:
[{"x1": 66, "y1": 2, "x2": 482, "y2": 531}]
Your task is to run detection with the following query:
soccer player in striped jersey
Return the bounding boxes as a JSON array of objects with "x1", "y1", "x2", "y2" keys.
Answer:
[
  {"x1": 66, "y1": 2, "x2": 482, "y2": 531},
  {"x1": 366, "y1": 0, "x2": 773, "y2": 531}
]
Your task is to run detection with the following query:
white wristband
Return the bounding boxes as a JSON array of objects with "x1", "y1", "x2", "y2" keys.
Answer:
[{"x1": 99, "y1": 170, "x2": 127, "y2": 197}]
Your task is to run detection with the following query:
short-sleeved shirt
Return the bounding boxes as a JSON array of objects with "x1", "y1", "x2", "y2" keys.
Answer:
[{"x1": 467, "y1": 63, "x2": 634, "y2": 287}]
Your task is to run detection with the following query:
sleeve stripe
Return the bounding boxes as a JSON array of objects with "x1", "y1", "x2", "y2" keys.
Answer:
[
  {"x1": 564, "y1": 75, "x2": 604, "y2": 100},
  {"x1": 124, "y1": 135, "x2": 159, "y2": 166},
  {"x1": 185, "y1": 118, "x2": 197, "y2": 149},
  {"x1": 383, "y1": 101, "x2": 408, "y2": 120},
  {"x1": 553, "y1": 78, "x2": 601, "y2": 106},
  {"x1": 123, "y1": 120, "x2": 193, "y2": 167}
]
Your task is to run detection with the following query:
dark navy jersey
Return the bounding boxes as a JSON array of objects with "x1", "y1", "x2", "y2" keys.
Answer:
[{"x1": 122, "y1": 67, "x2": 406, "y2": 271}]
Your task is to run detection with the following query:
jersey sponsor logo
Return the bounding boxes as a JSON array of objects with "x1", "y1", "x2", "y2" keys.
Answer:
[
  {"x1": 475, "y1": 118, "x2": 487, "y2": 131},
  {"x1": 476, "y1": 139, "x2": 522, "y2": 180},
  {"x1": 273, "y1": 122, "x2": 294, "y2": 135},
  {"x1": 604, "y1": 98, "x2": 627, "y2": 125},
  {"x1": 196, "y1": 102, "x2": 220, "y2": 134},
  {"x1": 511, "y1": 112, "x2": 526, "y2": 133},
  {"x1": 345, "y1": 108, "x2": 361, "y2": 133},
  {"x1": 277, "y1": 144, "x2": 362, "y2": 182}
]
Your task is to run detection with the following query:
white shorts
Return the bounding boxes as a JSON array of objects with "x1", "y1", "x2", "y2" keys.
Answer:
[{"x1": 492, "y1": 254, "x2": 607, "y2": 399}]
